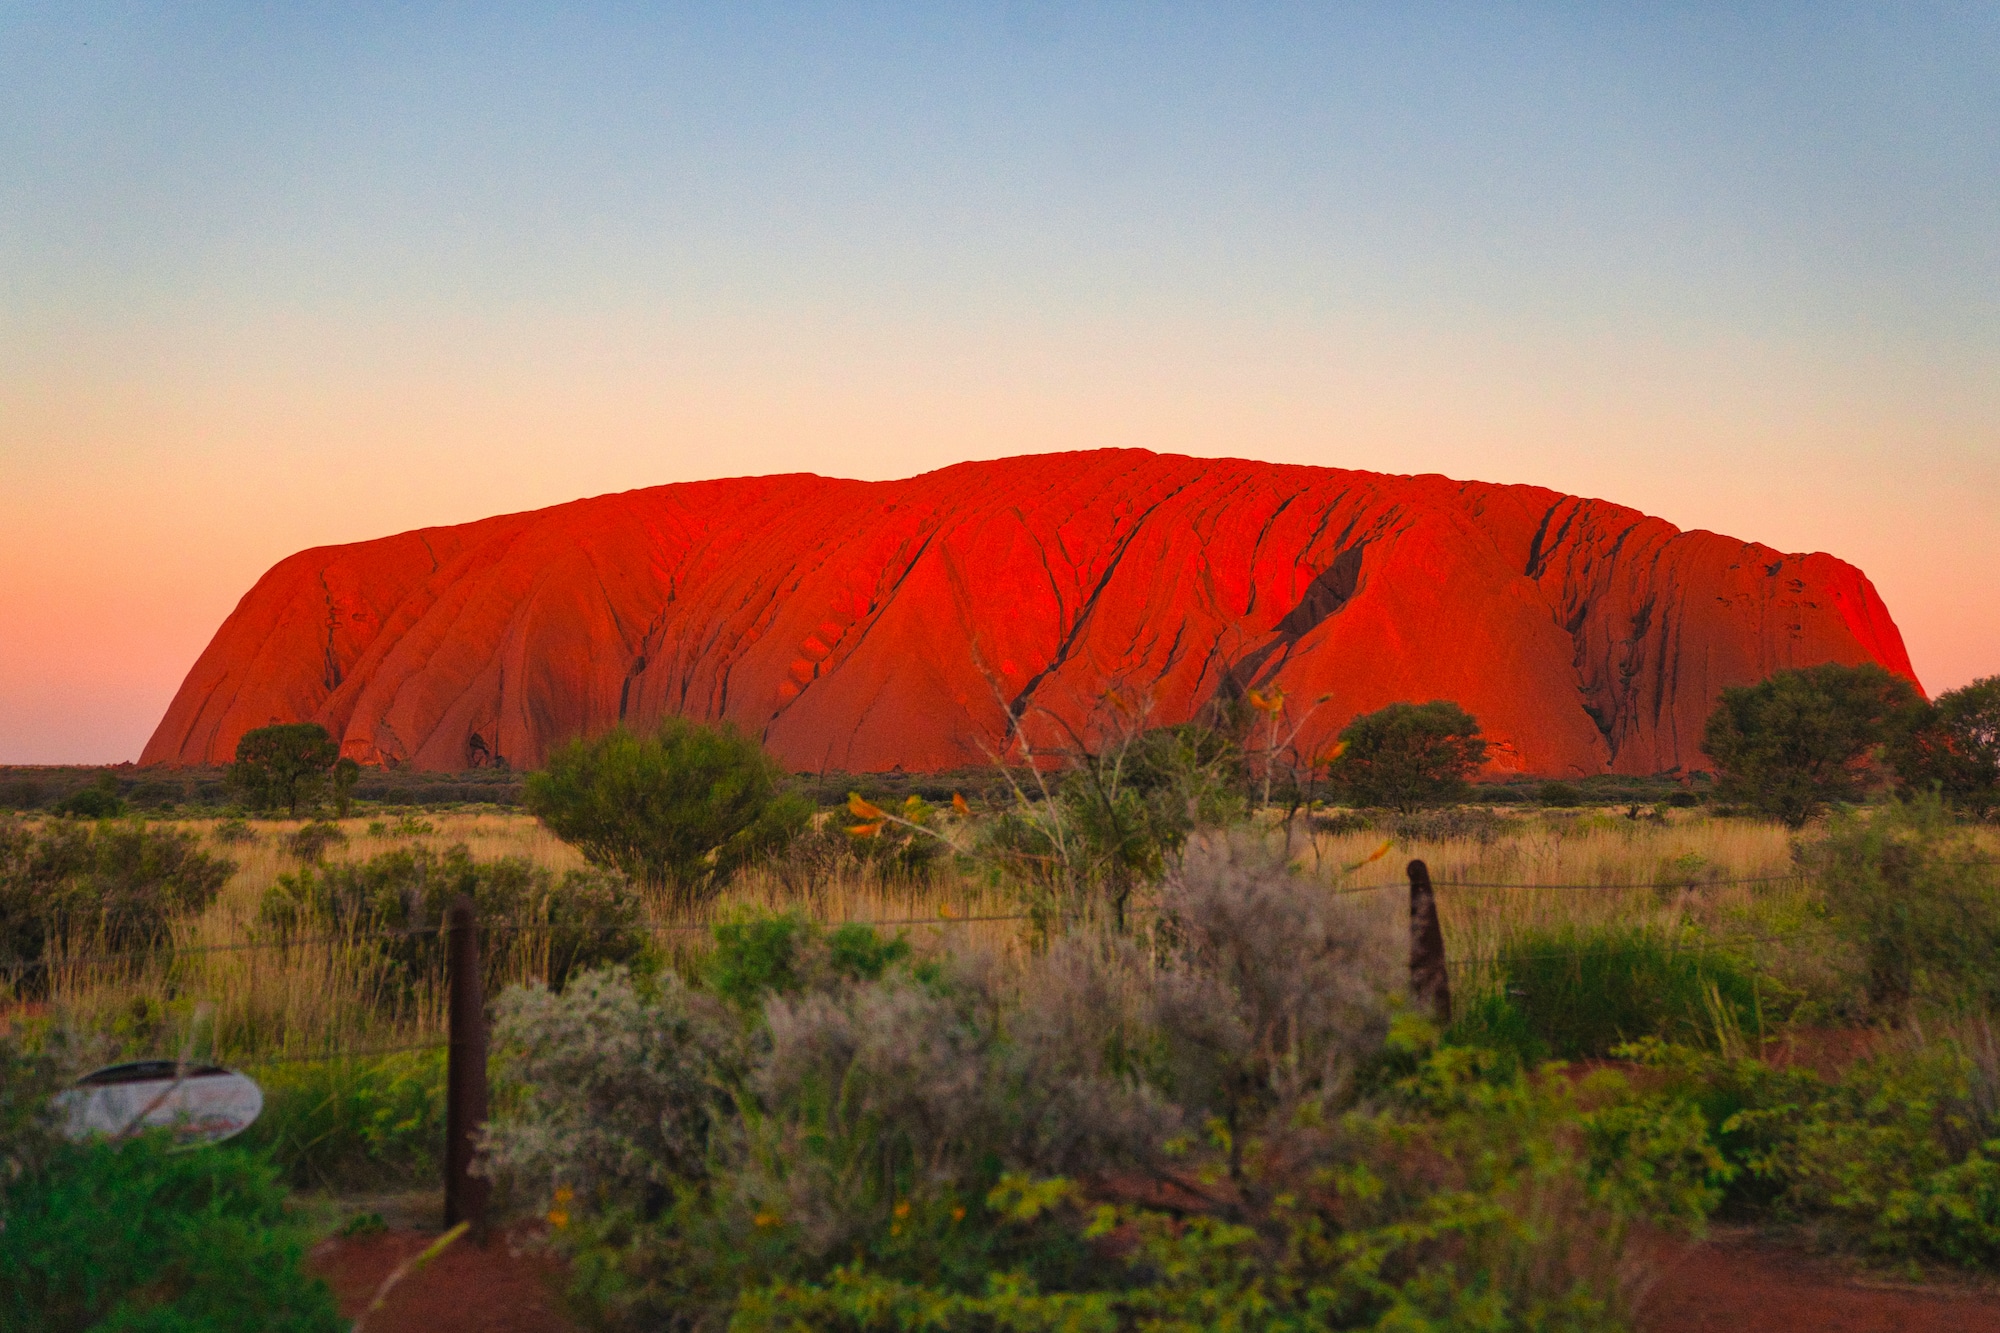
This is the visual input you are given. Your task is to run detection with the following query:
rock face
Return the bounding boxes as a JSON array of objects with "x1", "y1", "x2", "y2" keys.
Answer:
[{"x1": 142, "y1": 450, "x2": 1917, "y2": 777}]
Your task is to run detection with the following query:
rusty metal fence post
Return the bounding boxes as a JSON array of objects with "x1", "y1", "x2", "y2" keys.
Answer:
[
  {"x1": 1407, "y1": 859, "x2": 1451, "y2": 1024},
  {"x1": 444, "y1": 894, "x2": 490, "y2": 1236}
]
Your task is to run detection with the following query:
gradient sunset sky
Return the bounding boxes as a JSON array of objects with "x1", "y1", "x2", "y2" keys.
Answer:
[{"x1": 4, "y1": 4, "x2": 1996, "y2": 763}]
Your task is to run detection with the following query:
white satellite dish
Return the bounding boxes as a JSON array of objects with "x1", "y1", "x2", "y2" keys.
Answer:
[{"x1": 58, "y1": 1061, "x2": 265, "y2": 1145}]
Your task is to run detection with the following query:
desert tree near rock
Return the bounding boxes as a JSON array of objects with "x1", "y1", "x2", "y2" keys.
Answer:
[
  {"x1": 1700, "y1": 662, "x2": 1923, "y2": 827},
  {"x1": 1328, "y1": 700, "x2": 1487, "y2": 812},
  {"x1": 227, "y1": 722, "x2": 341, "y2": 816},
  {"x1": 1891, "y1": 674, "x2": 2000, "y2": 818}
]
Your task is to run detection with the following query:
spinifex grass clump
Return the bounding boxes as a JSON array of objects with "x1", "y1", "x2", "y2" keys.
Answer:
[{"x1": 1487, "y1": 925, "x2": 1762, "y2": 1060}]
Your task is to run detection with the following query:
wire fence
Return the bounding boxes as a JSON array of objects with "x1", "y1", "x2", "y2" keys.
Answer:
[
  {"x1": 0, "y1": 869, "x2": 1824, "y2": 982},
  {"x1": 15, "y1": 855, "x2": 1992, "y2": 1074},
  {"x1": 1, "y1": 867, "x2": 1829, "y2": 988}
]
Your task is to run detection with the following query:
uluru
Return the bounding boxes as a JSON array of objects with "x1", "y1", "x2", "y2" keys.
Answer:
[{"x1": 142, "y1": 450, "x2": 1917, "y2": 778}]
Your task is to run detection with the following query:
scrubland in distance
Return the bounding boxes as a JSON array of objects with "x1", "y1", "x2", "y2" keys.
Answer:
[{"x1": 13, "y1": 802, "x2": 1911, "y2": 1069}]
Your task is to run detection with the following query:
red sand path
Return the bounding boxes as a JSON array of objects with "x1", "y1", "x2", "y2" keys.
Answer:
[
  {"x1": 312, "y1": 1230, "x2": 579, "y2": 1333},
  {"x1": 1636, "y1": 1228, "x2": 2000, "y2": 1332},
  {"x1": 310, "y1": 1227, "x2": 2000, "y2": 1332}
]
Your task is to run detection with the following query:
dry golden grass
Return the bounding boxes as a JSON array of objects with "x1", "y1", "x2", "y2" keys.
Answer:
[
  {"x1": 39, "y1": 812, "x2": 1025, "y2": 1060},
  {"x1": 42, "y1": 813, "x2": 589, "y2": 1061},
  {"x1": 1301, "y1": 811, "x2": 1800, "y2": 947},
  {"x1": 29, "y1": 804, "x2": 1984, "y2": 1062}
]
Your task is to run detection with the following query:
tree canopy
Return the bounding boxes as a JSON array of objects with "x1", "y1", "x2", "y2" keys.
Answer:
[
  {"x1": 1700, "y1": 661, "x2": 1923, "y2": 827},
  {"x1": 1329, "y1": 701, "x2": 1486, "y2": 811},
  {"x1": 1890, "y1": 675, "x2": 2000, "y2": 818},
  {"x1": 227, "y1": 723, "x2": 341, "y2": 816},
  {"x1": 524, "y1": 718, "x2": 811, "y2": 903}
]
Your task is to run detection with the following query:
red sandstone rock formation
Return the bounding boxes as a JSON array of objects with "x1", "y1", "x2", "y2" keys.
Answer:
[{"x1": 141, "y1": 450, "x2": 1918, "y2": 777}]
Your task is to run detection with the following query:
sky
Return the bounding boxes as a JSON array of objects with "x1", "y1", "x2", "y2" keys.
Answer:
[{"x1": 3, "y1": 3, "x2": 1996, "y2": 763}]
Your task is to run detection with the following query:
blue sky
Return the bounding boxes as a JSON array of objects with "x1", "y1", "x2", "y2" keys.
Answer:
[{"x1": 3, "y1": 3, "x2": 1996, "y2": 760}]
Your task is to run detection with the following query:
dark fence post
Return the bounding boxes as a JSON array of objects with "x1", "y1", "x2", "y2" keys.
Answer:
[
  {"x1": 1407, "y1": 859, "x2": 1451, "y2": 1024},
  {"x1": 444, "y1": 894, "x2": 490, "y2": 1236}
]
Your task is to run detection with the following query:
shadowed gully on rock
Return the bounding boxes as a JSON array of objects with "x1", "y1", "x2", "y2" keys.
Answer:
[{"x1": 142, "y1": 450, "x2": 1917, "y2": 778}]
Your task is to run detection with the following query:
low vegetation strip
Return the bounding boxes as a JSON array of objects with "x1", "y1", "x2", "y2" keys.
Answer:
[{"x1": 5, "y1": 680, "x2": 2000, "y2": 1329}]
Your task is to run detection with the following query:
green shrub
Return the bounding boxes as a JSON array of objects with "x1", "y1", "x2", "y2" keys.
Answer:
[
  {"x1": 981, "y1": 724, "x2": 1245, "y2": 930},
  {"x1": 730, "y1": 1041, "x2": 1690, "y2": 1333},
  {"x1": 1701, "y1": 662, "x2": 1922, "y2": 827},
  {"x1": 0, "y1": 1134, "x2": 341, "y2": 1332},
  {"x1": 210, "y1": 817, "x2": 256, "y2": 845},
  {"x1": 261, "y1": 841, "x2": 650, "y2": 992},
  {"x1": 1493, "y1": 926, "x2": 1762, "y2": 1059},
  {"x1": 1539, "y1": 780, "x2": 1583, "y2": 807},
  {"x1": 279, "y1": 819, "x2": 347, "y2": 863},
  {"x1": 1329, "y1": 700, "x2": 1486, "y2": 811},
  {"x1": 52, "y1": 774, "x2": 125, "y2": 819},
  {"x1": 526, "y1": 718, "x2": 811, "y2": 904},
  {"x1": 238, "y1": 1049, "x2": 446, "y2": 1190},
  {"x1": 1890, "y1": 675, "x2": 2000, "y2": 818},
  {"x1": 1816, "y1": 794, "x2": 2000, "y2": 1017},
  {"x1": 0, "y1": 818, "x2": 235, "y2": 989},
  {"x1": 227, "y1": 722, "x2": 340, "y2": 816},
  {"x1": 705, "y1": 912, "x2": 911, "y2": 1011},
  {"x1": 1630, "y1": 1027, "x2": 2000, "y2": 1266},
  {"x1": 126, "y1": 778, "x2": 187, "y2": 810},
  {"x1": 1, "y1": 1030, "x2": 72, "y2": 1191}
]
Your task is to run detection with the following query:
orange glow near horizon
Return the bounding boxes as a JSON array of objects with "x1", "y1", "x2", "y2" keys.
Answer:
[
  {"x1": 4, "y1": 9, "x2": 1995, "y2": 761},
  {"x1": 5, "y1": 307, "x2": 1992, "y2": 763}
]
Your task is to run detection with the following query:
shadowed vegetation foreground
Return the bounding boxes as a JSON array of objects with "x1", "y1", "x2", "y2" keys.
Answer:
[{"x1": 6, "y1": 683, "x2": 2000, "y2": 1330}]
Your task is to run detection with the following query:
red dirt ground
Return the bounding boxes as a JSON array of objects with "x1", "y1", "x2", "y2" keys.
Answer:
[
  {"x1": 311, "y1": 1225, "x2": 2000, "y2": 1332},
  {"x1": 1634, "y1": 1227, "x2": 2000, "y2": 1332},
  {"x1": 311, "y1": 1229, "x2": 579, "y2": 1333}
]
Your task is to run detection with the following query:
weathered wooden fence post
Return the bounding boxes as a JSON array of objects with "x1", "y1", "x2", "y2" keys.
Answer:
[
  {"x1": 444, "y1": 894, "x2": 490, "y2": 1236},
  {"x1": 1407, "y1": 859, "x2": 1452, "y2": 1024}
]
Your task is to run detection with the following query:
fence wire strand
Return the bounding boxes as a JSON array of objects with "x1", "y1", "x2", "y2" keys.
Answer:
[
  {"x1": 0, "y1": 869, "x2": 1843, "y2": 980},
  {"x1": 9, "y1": 861, "x2": 1978, "y2": 1070}
]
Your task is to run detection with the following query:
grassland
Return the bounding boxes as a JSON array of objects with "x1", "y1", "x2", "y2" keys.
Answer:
[
  {"x1": 12, "y1": 794, "x2": 2000, "y2": 1330},
  {"x1": 17, "y1": 801, "x2": 1945, "y2": 1073}
]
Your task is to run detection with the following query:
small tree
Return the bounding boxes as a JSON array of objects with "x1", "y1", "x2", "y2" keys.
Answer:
[
  {"x1": 330, "y1": 756, "x2": 362, "y2": 818},
  {"x1": 1329, "y1": 701, "x2": 1486, "y2": 812},
  {"x1": 1890, "y1": 675, "x2": 2000, "y2": 819},
  {"x1": 228, "y1": 723, "x2": 340, "y2": 816},
  {"x1": 1700, "y1": 662, "x2": 1922, "y2": 828},
  {"x1": 525, "y1": 718, "x2": 810, "y2": 905},
  {"x1": 985, "y1": 692, "x2": 1245, "y2": 933}
]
